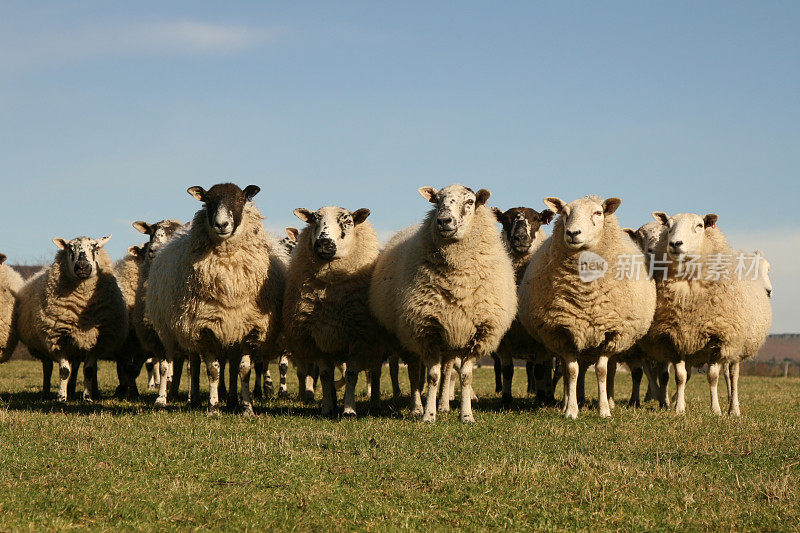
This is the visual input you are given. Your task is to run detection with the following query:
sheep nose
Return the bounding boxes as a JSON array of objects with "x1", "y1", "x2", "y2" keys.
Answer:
[
  {"x1": 314, "y1": 237, "x2": 336, "y2": 257},
  {"x1": 215, "y1": 220, "x2": 230, "y2": 232},
  {"x1": 565, "y1": 229, "x2": 581, "y2": 239},
  {"x1": 437, "y1": 216, "x2": 454, "y2": 228},
  {"x1": 669, "y1": 240, "x2": 683, "y2": 249}
]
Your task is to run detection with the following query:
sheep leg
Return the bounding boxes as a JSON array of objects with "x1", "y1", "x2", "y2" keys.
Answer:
[
  {"x1": 67, "y1": 359, "x2": 79, "y2": 400},
  {"x1": 493, "y1": 354, "x2": 503, "y2": 393},
  {"x1": 278, "y1": 353, "x2": 289, "y2": 398},
  {"x1": 155, "y1": 358, "x2": 170, "y2": 407},
  {"x1": 334, "y1": 363, "x2": 346, "y2": 391},
  {"x1": 389, "y1": 354, "x2": 401, "y2": 400},
  {"x1": 369, "y1": 363, "x2": 382, "y2": 411},
  {"x1": 642, "y1": 361, "x2": 656, "y2": 402},
  {"x1": 218, "y1": 358, "x2": 228, "y2": 400},
  {"x1": 252, "y1": 359, "x2": 264, "y2": 400},
  {"x1": 596, "y1": 355, "x2": 612, "y2": 418},
  {"x1": 41, "y1": 359, "x2": 53, "y2": 399},
  {"x1": 319, "y1": 361, "x2": 337, "y2": 418},
  {"x1": 728, "y1": 361, "x2": 741, "y2": 417},
  {"x1": 365, "y1": 370, "x2": 372, "y2": 399},
  {"x1": 146, "y1": 358, "x2": 157, "y2": 391},
  {"x1": 239, "y1": 354, "x2": 255, "y2": 416},
  {"x1": 628, "y1": 360, "x2": 643, "y2": 408},
  {"x1": 264, "y1": 366, "x2": 274, "y2": 397},
  {"x1": 188, "y1": 354, "x2": 201, "y2": 408},
  {"x1": 563, "y1": 355, "x2": 579, "y2": 419},
  {"x1": 114, "y1": 359, "x2": 128, "y2": 398},
  {"x1": 83, "y1": 356, "x2": 98, "y2": 402},
  {"x1": 226, "y1": 355, "x2": 239, "y2": 411},
  {"x1": 56, "y1": 357, "x2": 71, "y2": 403},
  {"x1": 342, "y1": 360, "x2": 360, "y2": 419},
  {"x1": 576, "y1": 361, "x2": 587, "y2": 406},
  {"x1": 407, "y1": 356, "x2": 424, "y2": 417},
  {"x1": 657, "y1": 363, "x2": 670, "y2": 409},
  {"x1": 458, "y1": 357, "x2": 476, "y2": 424},
  {"x1": 169, "y1": 357, "x2": 184, "y2": 402},
  {"x1": 606, "y1": 357, "x2": 617, "y2": 410},
  {"x1": 674, "y1": 361, "x2": 687, "y2": 415},
  {"x1": 206, "y1": 356, "x2": 221, "y2": 415},
  {"x1": 437, "y1": 359, "x2": 454, "y2": 412},
  {"x1": 422, "y1": 359, "x2": 442, "y2": 423},
  {"x1": 499, "y1": 353, "x2": 514, "y2": 409},
  {"x1": 723, "y1": 362, "x2": 732, "y2": 403},
  {"x1": 707, "y1": 362, "x2": 722, "y2": 415}
]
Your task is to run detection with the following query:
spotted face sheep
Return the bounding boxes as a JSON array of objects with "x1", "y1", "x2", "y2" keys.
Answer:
[
  {"x1": 646, "y1": 212, "x2": 772, "y2": 415},
  {"x1": 17, "y1": 236, "x2": 128, "y2": 402},
  {"x1": 145, "y1": 184, "x2": 286, "y2": 414},
  {"x1": 369, "y1": 184, "x2": 517, "y2": 423},
  {"x1": 283, "y1": 206, "x2": 385, "y2": 418},
  {"x1": 518, "y1": 195, "x2": 656, "y2": 419}
]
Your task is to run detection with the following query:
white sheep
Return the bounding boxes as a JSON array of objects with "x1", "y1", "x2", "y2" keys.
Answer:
[
  {"x1": 369, "y1": 184, "x2": 517, "y2": 423},
  {"x1": 283, "y1": 206, "x2": 385, "y2": 418},
  {"x1": 645, "y1": 212, "x2": 772, "y2": 416},
  {"x1": 145, "y1": 183, "x2": 286, "y2": 414},
  {"x1": 518, "y1": 195, "x2": 656, "y2": 419},
  {"x1": 0, "y1": 256, "x2": 22, "y2": 363},
  {"x1": 16, "y1": 236, "x2": 128, "y2": 402}
]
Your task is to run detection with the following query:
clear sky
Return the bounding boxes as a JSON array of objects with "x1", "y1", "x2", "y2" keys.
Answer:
[{"x1": 1, "y1": 1, "x2": 797, "y2": 332}]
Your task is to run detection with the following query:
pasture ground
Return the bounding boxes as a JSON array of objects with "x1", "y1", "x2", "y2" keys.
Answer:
[{"x1": 0, "y1": 360, "x2": 797, "y2": 531}]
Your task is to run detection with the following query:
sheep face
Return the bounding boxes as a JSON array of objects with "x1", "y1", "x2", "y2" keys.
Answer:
[
  {"x1": 294, "y1": 207, "x2": 370, "y2": 261},
  {"x1": 759, "y1": 256, "x2": 772, "y2": 298},
  {"x1": 635, "y1": 221, "x2": 667, "y2": 256},
  {"x1": 52, "y1": 236, "x2": 111, "y2": 280},
  {"x1": 544, "y1": 196, "x2": 621, "y2": 251},
  {"x1": 653, "y1": 212, "x2": 718, "y2": 262},
  {"x1": 134, "y1": 219, "x2": 184, "y2": 258},
  {"x1": 492, "y1": 206, "x2": 554, "y2": 254},
  {"x1": 418, "y1": 184, "x2": 491, "y2": 241},
  {"x1": 187, "y1": 183, "x2": 260, "y2": 242},
  {"x1": 279, "y1": 227, "x2": 299, "y2": 254}
]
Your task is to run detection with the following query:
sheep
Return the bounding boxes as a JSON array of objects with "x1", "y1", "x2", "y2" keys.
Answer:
[
  {"x1": 369, "y1": 184, "x2": 517, "y2": 423},
  {"x1": 645, "y1": 212, "x2": 772, "y2": 416},
  {"x1": 282, "y1": 206, "x2": 385, "y2": 418},
  {"x1": 518, "y1": 195, "x2": 656, "y2": 419},
  {"x1": 491, "y1": 206, "x2": 556, "y2": 408},
  {"x1": 16, "y1": 236, "x2": 128, "y2": 402},
  {"x1": 0, "y1": 256, "x2": 22, "y2": 363},
  {"x1": 111, "y1": 243, "x2": 149, "y2": 398},
  {"x1": 145, "y1": 183, "x2": 286, "y2": 414},
  {"x1": 128, "y1": 219, "x2": 185, "y2": 398}
]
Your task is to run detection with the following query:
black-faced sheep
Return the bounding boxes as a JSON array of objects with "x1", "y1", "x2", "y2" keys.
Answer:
[
  {"x1": 518, "y1": 195, "x2": 656, "y2": 419},
  {"x1": 145, "y1": 184, "x2": 286, "y2": 414},
  {"x1": 283, "y1": 206, "x2": 385, "y2": 418},
  {"x1": 370, "y1": 184, "x2": 517, "y2": 423},
  {"x1": 17, "y1": 236, "x2": 128, "y2": 402}
]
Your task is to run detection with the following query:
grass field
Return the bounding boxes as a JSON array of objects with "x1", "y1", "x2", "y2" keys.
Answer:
[{"x1": 0, "y1": 360, "x2": 797, "y2": 531}]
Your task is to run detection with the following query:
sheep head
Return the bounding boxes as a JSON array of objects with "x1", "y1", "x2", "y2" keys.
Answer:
[
  {"x1": 294, "y1": 206, "x2": 370, "y2": 261},
  {"x1": 52, "y1": 235, "x2": 111, "y2": 280},
  {"x1": 133, "y1": 219, "x2": 184, "y2": 258},
  {"x1": 544, "y1": 195, "x2": 621, "y2": 251},
  {"x1": 187, "y1": 183, "x2": 260, "y2": 242},
  {"x1": 419, "y1": 184, "x2": 490, "y2": 241},
  {"x1": 492, "y1": 206, "x2": 554, "y2": 254},
  {"x1": 652, "y1": 212, "x2": 718, "y2": 262}
]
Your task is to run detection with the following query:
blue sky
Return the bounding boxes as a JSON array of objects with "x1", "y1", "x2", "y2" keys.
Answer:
[{"x1": 1, "y1": 1, "x2": 797, "y2": 331}]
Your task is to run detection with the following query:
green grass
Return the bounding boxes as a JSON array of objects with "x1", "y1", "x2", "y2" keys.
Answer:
[{"x1": 0, "y1": 360, "x2": 797, "y2": 531}]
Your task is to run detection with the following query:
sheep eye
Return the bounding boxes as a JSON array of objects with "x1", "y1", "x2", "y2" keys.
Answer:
[
  {"x1": 593, "y1": 211, "x2": 602, "y2": 216},
  {"x1": 466, "y1": 199, "x2": 474, "y2": 206}
]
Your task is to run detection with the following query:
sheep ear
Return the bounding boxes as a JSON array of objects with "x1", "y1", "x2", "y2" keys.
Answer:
[
  {"x1": 127, "y1": 245, "x2": 143, "y2": 257},
  {"x1": 491, "y1": 207, "x2": 504, "y2": 222},
  {"x1": 622, "y1": 228, "x2": 637, "y2": 240},
  {"x1": 97, "y1": 235, "x2": 112, "y2": 248},
  {"x1": 652, "y1": 211, "x2": 670, "y2": 226},
  {"x1": 475, "y1": 189, "x2": 491, "y2": 206},
  {"x1": 543, "y1": 197, "x2": 566, "y2": 214},
  {"x1": 187, "y1": 186, "x2": 206, "y2": 201},
  {"x1": 603, "y1": 197, "x2": 622, "y2": 215},
  {"x1": 418, "y1": 186, "x2": 438, "y2": 203},
  {"x1": 704, "y1": 214, "x2": 718, "y2": 228},
  {"x1": 294, "y1": 208, "x2": 314, "y2": 223},
  {"x1": 540, "y1": 209, "x2": 555, "y2": 225},
  {"x1": 352, "y1": 208, "x2": 370, "y2": 225},
  {"x1": 285, "y1": 227, "x2": 299, "y2": 242},
  {"x1": 244, "y1": 185, "x2": 260, "y2": 201},
  {"x1": 132, "y1": 221, "x2": 151, "y2": 235},
  {"x1": 53, "y1": 238, "x2": 69, "y2": 250},
  {"x1": 0, "y1": 253, "x2": 6, "y2": 264}
]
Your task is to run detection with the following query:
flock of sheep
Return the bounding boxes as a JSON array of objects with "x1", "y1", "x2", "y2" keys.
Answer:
[{"x1": 0, "y1": 182, "x2": 772, "y2": 422}]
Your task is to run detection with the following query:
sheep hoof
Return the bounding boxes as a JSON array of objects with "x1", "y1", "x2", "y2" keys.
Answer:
[
  {"x1": 207, "y1": 405, "x2": 221, "y2": 417},
  {"x1": 500, "y1": 394, "x2": 513, "y2": 409},
  {"x1": 712, "y1": 407, "x2": 722, "y2": 416},
  {"x1": 564, "y1": 410, "x2": 578, "y2": 420},
  {"x1": 410, "y1": 406, "x2": 424, "y2": 417},
  {"x1": 241, "y1": 404, "x2": 255, "y2": 417},
  {"x1": 659, "y1": 401, "x2": 669, "y2": 410},
  {"x1": 628, "y1": 399, "x2": 640, "y2": 409},
  {"x1": 56, "y1": 394, "x2": 67, "y2": 404},
  {"x1": 422, "y1": 412, "x2": 436, "y2": 423},
  {"x1": 154, "y1": 396, "x2": 167, "y2": 407},
  {"x1": 187, "y1": 398, "x2": 201, "y2": 410},
  {"x1": 599, "y1": 409, "x2": 612, "y2": 419},
  {"x1": 342, "y1": 410, "x2": 357, "y2": 421},
  {"x1": 437, "y1": 404, "x2": 451, "y2": 413},
  {"x1": 264, "y1": 385, "x2": 274, "y2": 397},
  {"x1": 82, "y1": 392, "x2": 94, "y2": 403},
  {"x1": 113, "y1": 385, "x2": 126, "y2": 399},
  {"x1": 147, "y1": 384, "x2": 158, "y2": 391},
  {"x1": 728, "y1": 407, "x2": 741, "y2": 417},
  {"x1": 608, "y1": 398, "x2": 615, "y2": 410},
  {"x1": 460, "y1": 414, "x2": 475, "y2": 424},
  {"x1": 675, "y1": 406, "x2": 686, "y2": 415},
  {"x1": 278, "y1": 389, "x2": 290, "y2": 399}
]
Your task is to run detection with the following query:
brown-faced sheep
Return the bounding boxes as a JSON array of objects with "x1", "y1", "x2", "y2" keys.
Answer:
[
  {"x1": 0, "y1": 256, "x2": 21, "y2": 363},
  {"x1": 283, "y1": 206, "x2": 385, "y2": 418},
  {"x1": 646, "y1": 212, "x2": 772, "y2": 416},
  {"x1": 369, "y1": 184, "x2": 517, "y2": 423},
  {"x1": 491, "y1": 206, "x2": 555, "y2": 408},
  {"x1": 145, "y1": 184, "x2": 286, "y2": 414},
  {"x1": 518, "y1": 195, "x2": 656, "y2": 419},
  {"x1": 17, "y1": 236, "x2": 128, "y2": 402}
]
